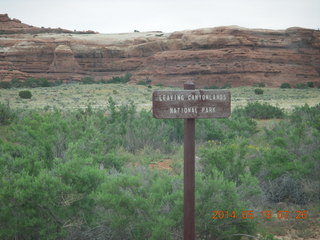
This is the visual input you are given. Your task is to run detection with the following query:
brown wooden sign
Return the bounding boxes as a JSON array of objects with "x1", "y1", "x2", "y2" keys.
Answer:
[{"x1": 153, "y1": 89, "x2": 231, "y2": 119}]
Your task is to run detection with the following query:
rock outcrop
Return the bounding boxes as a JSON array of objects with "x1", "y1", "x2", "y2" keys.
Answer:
[{"x1": 0, "y1": 14, "x2": 319, "y2": 87}]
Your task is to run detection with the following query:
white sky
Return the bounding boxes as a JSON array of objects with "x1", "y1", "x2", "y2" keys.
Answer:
[{"x1": 1, "y1": 0, "x2": 320, "y2": 33}]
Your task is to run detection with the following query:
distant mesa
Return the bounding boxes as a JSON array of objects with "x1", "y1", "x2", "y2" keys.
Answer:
[
  {"x1": 0, "y1": 13, "x2": 97, "y2": 34},
  {"x1": 0, "y1": 13, "x2": 319, "y2": 87}
]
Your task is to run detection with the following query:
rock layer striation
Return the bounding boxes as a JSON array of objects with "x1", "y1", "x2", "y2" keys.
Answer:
[{"x1": 1, "y1": 14, "x2": 319, "y2": 87}]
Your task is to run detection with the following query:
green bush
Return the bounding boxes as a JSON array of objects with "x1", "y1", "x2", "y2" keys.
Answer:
[
  {"x1": 290, "y1": 104, "x2": 320, "y2": 131},
  {"x1": 307, "y1": 81, "x2": 314, "y2": 88},
  {"x1": 0, "y1": 81, "x2": 11, "y2": 89},
  {"x1": 106, "y1": 73, "x2": 132, "y2": 84},
  {"x1": 136, "y1": 77, "x2": 152, "y2": 86},
  {"x1": 24, "y1": 78, "x2": 52, "y2": 88},
  {"x1": 11, "y1": 79, "x2": 23, "y2": 88},
  {"x1": 196, "y1": 170, "x2": 256, "y2": 239},
  {"x1": 221, "y1": 83, "x2": 232, "y2": 89},
  {"x1": 25, "y1": 78, "x2": 39, "y2": 88},
  {"x1": 233, "y1": 102, "x2": 285, "y2": 119},
  {"x1": 280, "y1": 82, "x2": 291, "y2": 88},
  {"x1": 258, "y1": 82, "x2": 266, "y2": 87},
  {"x1": 254, "y1": 88, "x2": 264, "y2": 95},
  {"x1": 81, "y1": 76, "x2": 95, "y2": 84},
  {"x1": 199, "y1": 140, "x2": 249, "y2": 183},
  {"x1": 295, "y1": 83, "x2": 307, "y2": 89},
  {"x1": 19, "y1": 90, "x2": 32, "y2": 99},
  {"x1": 137, "y1": 80, "x2": 147, "y2": 85},
  {"x1": 0, "y1": 103, "x2": 15, "y2": 125}
]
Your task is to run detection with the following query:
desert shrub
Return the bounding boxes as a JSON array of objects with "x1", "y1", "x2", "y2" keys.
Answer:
[
  {"x1": 81, "y1": 76, "x2": 95, "y2": 84},
  {"x1": 262, "y1": 174, "x2": 307, "y2": 204},
  {"x1": 39, "y1": 78, "x2": 50, "y2": 87},
  {"x1": 251, "y1": 108, "x2": 320, "y2": 204},
  {"x1": 95, "y1": 167, "x2": 256, "y2": 240},
  {"x1": 137, "y1": 80, "x2": 147, "y2": 85},
  {"x1": 233, "y1": 102, "x2": 284, "y2": 119},
  {"x1": 107, "y1": 73, "x2": 132, "y2": 84},
  {"x1": 137, "y1": 77, "x2": 152, "y2": 86},
  {"x1": 295, "y1": 83, "x2": 307, "y2": 89},
  {"x1": 25, "y1": 78, "x2": 38, "y2": 88},
  {"x1": 96, "y1": 169, "x2": 183, "y2": 240},
  {"x1": 23, "y1": 77, "x2": 52, "y2": 88},
  {"x1": 0, "y1": 153, "x2": 104, "y2": 239},
  {"x1": 0, "y1": 102, "x2": 15, "y2": 125},
  {"x1": 258, "y1": 82, "x2": 266, "y2": 87},
  {"x1": 18, "y1": 90, "x2": 32, "y2": 99},
  {"x1": 196, "y1": 170, "x2": 256, "y2": 239},
  {"x1": 196, "y1": 116, "x2": 257, "y2": 143},
  {"x1": 0, "y1": 110, "x2": 105, "y2": 239},
  {"x1": 280, "y1": 82, "x2": 291, "y2": 88},
  {"x1": 0, "y1": 81, "x2": 11, "y2": 89},
  {"x1": 254, "y1": 88, "x2": 264, "y2": 95},
  {"x1": 124, "y1": 110, "x2": 183, "y2": 153},
  {"x1": 54, "y1": 79, "x2": 63, "y2": 86},
  {"x1": 221, "y1": 83, "x2": 232, "y2": 89},
  {"x1": 251, "y1": 147, "x2": 310, "y2": 180},
  {"x1": 10, "y1": 78, "x2": 23, "y2": 88},
  {"x1": 199, "y1": 139, "x2": 249, "y2": 183},
  {"x1": 307, "y1": 81, "x2": 314, "y2": 88},
  {"x1": 289, "y1": 104, "x2": 320, "y2": 131}
]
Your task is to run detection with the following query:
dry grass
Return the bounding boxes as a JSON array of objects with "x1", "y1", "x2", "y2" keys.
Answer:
[{"x1": 0, "y1": 84, "x2": 319, "y2": 112}]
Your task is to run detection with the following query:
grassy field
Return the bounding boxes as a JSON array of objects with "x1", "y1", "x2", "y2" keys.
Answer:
[{"x1": 0, "y1": 83, "x2": 319, "y2": 111}]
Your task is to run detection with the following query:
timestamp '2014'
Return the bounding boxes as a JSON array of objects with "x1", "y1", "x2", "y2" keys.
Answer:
[{"x1": 212, "y1": 210, "x2": 308, "y2": 220}]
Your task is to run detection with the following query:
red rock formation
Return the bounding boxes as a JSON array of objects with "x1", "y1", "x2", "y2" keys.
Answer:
[{"x1": 0, "y1": 14, "x2": 319, "y2": 87}]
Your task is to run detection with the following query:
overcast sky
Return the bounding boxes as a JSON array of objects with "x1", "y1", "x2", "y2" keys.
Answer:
[{"x1": 1, "y1": 0, "x2": 320, "y2": 33}]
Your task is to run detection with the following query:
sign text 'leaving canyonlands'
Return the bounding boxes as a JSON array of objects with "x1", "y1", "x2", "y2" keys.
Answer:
[{"x1": 153, "y1": 89, "x2": 231, "y2": 119}]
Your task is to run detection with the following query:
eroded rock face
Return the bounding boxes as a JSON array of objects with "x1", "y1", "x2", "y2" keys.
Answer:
[
  {"x1": 0, "y1": 14, "x2": 319, "y2": 87},
  {"x1": 49, "y1": 45, "x2": 81, "y2": 73}
]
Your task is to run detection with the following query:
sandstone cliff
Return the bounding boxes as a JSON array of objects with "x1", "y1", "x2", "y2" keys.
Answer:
[{"x1": 1, "y1": 14, "x2": 319, "y2": 87}]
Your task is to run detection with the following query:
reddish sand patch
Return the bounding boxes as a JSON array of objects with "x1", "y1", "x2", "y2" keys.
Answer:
[{"x1": 149, "y1": 159, "x2": 173, "y2": 171}]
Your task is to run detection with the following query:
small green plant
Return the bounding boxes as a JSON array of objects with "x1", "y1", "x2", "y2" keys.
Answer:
[
  {"x1": 295, "y1": 83, "x2": 307, "y2": 89},
  {"x1": 0, "y1": 82, "x2": 11, "y2": 89},
  {"x1": 10, "y1": 79, "x2": 23, "y2": 88},
  {"x1": 81, "y1": 77, "x2": 95, "y2": 84},
  {"x1": 221, "y1": 83, "x2": 232, "y2": 89},
  {"x1": 0, "y1": 102, "x2": 15, "y2": 125},
  {"x1": 137, "y1": 77, "x2": 152, "y2": 86},
  {"x1": 254, "y1": 88, "x2": 264, "y2": 95},
  {"x1": 106, "y1": 73, "x2": 132, "y2": 84},
  {"x1": 258, "y1": 82, "x2": 266, "y2": 87},
  {"x1": 137, "y1": 80, "x2": 147, "y2": 85},
  {"x1": 307, "y1": 82, "x2": 314, "y2": 88},
  {"x1": 155, "y1": 83, "x2": 164, "y2": 87},
  {"x1": 280, "y1": 82, "x2": 291, "y2": 88},
  {"x1": 19, "y1": 90, "x2": 32, "y2": 99}
]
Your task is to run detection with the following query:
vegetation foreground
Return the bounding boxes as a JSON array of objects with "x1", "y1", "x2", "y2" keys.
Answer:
[{"x1": 0, "y1": 85, "x2": 320, "y2": 240}]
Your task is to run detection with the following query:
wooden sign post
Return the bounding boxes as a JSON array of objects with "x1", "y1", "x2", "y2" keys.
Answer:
[{"x1": 152, "y1": 81, "x2": 231, "y2": 240}]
